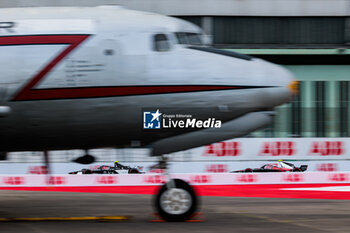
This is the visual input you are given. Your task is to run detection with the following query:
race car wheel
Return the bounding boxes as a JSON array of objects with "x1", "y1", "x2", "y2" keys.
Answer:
[
  {"x1": 154, "y1": 179, "x2": 198, "y2": 222},
  {"x1": 84, "y1": 169, "x2": 92, "y2": 174}
]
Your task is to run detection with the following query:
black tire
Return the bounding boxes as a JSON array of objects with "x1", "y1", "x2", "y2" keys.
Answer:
[
  {"x1": 154, "y1": 179, "x2": 198, "y2": 222},
  {"x1": 129, "y1": 169, "x2": 139, "y2": 174},
  {"x1": 82, "y1": 169, "x2": 92, "y2": 174}
]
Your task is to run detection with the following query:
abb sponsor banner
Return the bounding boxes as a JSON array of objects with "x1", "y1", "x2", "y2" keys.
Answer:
[
  {"x1": 0, "y1": 172, "x2": 350, "y2": 187},
  {"x1": 171, "y1": 161, "x2": 350, "y2": 173},
  {"x1": 200, "y1": 138, "x2": 347, "y2": 160}
]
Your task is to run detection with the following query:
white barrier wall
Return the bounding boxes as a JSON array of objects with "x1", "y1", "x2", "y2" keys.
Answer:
[
  {"x1": 0, "y1": 172, "x2": 349, "y2": 187},
  {"x1": 1, "y1": 138, "x2": 350, "y2": 174},
  {"x1": 0, "y1": 160, "x2": 347, "y2": 174}
]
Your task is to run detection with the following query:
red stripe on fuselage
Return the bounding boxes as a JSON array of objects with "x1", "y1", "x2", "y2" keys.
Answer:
[
  {"x1": 0, "y1": 35, "x2": 90, "y2": 101},
  {"x1": 16, "y1": 85, "x2": 245, "y2": 101},
  {"x1": 2, "y1": 35, "x2": 266, "y2": 101}
]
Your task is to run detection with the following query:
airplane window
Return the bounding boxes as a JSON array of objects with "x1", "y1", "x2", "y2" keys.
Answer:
[
  {"x1": 153, "y1": 34, "x2": 170, "y2": 52},
  {"x1": 175, "y1": 32, "x2": 203, "y2": 45},
  {"x1": 175, "y1": 32, "x2": 188, "y2": 44},
  {"x1": 186, "y1": 33, "x2": 202, "y2": 45}
]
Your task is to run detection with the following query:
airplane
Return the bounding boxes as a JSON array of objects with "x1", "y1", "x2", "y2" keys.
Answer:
[{"x1": 0, "y1": 5, "x2": 297, "y2": 221}]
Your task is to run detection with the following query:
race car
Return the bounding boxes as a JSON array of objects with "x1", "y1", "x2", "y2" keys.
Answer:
[
  {"x1": 232, "y1": 160, "x2": 308, "y2": 173},
  {"x1": 69, "y1": 161, "x2": 143, "y2": 174}
]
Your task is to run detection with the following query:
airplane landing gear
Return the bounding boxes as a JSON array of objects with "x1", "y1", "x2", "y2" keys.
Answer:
[
  {"x1": 155, "y1": 179, "x2": 198, "y2": 222},
  {"x1": 153, "y1": 156, "x2": 199, "y2": 222}
]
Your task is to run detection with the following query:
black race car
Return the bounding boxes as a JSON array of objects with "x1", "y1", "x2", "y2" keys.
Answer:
[
  {"x1": 69, "y1": 161, "x2": 143, "y2": 174},
  {"x1": 232, "y1": 161, "x2": 308, "y2": 173}
]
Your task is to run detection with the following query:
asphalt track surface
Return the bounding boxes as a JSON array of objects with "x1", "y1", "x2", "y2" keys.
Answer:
[{"x1": 1, "y1": 190, "x2": 350, "y2": 233}]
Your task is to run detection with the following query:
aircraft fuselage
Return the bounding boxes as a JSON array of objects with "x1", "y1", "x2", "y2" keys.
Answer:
[{"x1": 0, "y1": 6, "x2": 295, "y2": 152}]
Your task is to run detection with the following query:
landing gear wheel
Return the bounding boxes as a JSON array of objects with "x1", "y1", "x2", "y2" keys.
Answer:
[{"x1": 154, "y1": 179, "x2": 198, "y2": 222}]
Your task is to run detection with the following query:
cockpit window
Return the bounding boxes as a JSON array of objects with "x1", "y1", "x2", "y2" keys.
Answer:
[
  {"x1": 175, "y1": 32, "x2": 188, "y2": 44},
  {"x1": 153, "y1": 33, "x2": 170, "y2": 52},
  {"x1": 187, "y1": 33, "x2": 202, "y2": 45},
  {"x1": 175, "y1": 32, "x2": 203, "y2": 45}
]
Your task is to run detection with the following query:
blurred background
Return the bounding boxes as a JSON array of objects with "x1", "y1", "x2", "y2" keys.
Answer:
[{"x1": 1, "y1": 0, "x2": 350, "y2": 174}]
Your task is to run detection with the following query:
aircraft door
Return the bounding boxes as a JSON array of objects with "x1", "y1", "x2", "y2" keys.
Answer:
[{"x1": 117, "y1": 32, "x2": 149, "y2": 85}]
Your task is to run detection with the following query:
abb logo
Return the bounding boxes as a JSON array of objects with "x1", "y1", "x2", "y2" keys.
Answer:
[
  {"x1": 236, "y1": 174, "x2": 257, "y2": 183},
  {"x1": 3, "y1": 176, "x2": 25, "y2": 185},
  {"x1": 316, "y1": 163, "x2": 338, "y2": 172},
  {"x1": 95, "y1": 176, "x2": 118, "y2": 184},
  {"x1": 328, "y1": 173, "x2": 349, "y2": 182},
  {"x1": 283, "y1": 174, "x2": 303, "y2": 182},
  {"x1": 28, "y1": 166, "x2": 48, "y2": 174},
  {"x1": 190, "y1": 175, "x2": 211, "y2": 184},
  {"x1": 48, "y1": 176, "x2": 66, "y2": 185},
  {"x1": 309, "y1": 141, "x2": 344, "y2": 156},
  {"x1": 143, "y1": 175, "x2": 165, "y2": 184},
  {"x1": 205, "y1": 164, "x2": 228, "y2": 173},
  {"x1": 204, "y1": 142, "x2": 241, "y2": 156},
  {"x1": 259, "y1": 141, "x2": 295, "y2": 156}
]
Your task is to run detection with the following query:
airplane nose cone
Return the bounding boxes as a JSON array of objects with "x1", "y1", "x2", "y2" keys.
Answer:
[
  {"x1": 259, "y1": 60, "x2": 298, "y2": 106},
  {"x1": 276, "y1": 65, "x2": 299, "y2": 99},
  {"x1": 287, "y1": 80, "x2": 300, "y2": 95},
  {"x1": 266, "y1": 62, "x2": 296, "y2": 88}
]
